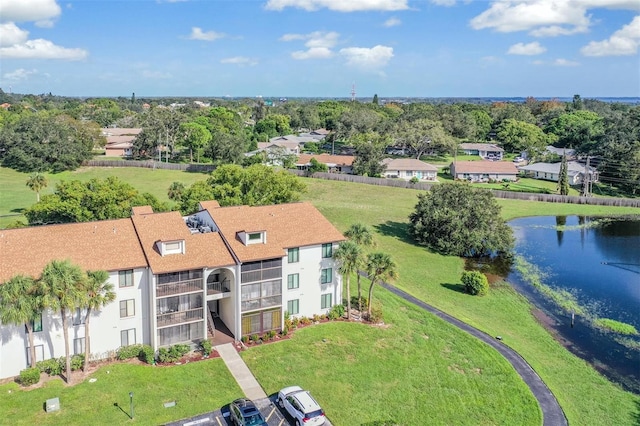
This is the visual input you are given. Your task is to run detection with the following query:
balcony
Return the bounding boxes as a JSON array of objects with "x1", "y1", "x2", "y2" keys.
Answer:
[
  {"x1": 157, "y1": 279, "x2": 202, "y2": 298},
  {"x1": 157, "y1": 307, "x2": 204, "y2": 327},
  {"x1": 207, "y1": 278, "x2": 230, "y2": 295}
]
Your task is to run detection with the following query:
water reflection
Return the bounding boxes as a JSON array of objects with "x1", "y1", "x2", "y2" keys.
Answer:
[{"x1": 485, "y1": 215, "x2": 640, "y2": 394}]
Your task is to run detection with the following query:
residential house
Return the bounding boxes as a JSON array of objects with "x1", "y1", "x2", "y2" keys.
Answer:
[
  {"x1": 450, "y1": 161, "x2": 518, "y2": 182},
  {"x1": 459, "y1": 143, "x2": 504, "y2": 160},
  {"x1": 518, "y1": 161, "x2": 598, "y2": 185},
  {"x1": 382, "y1": 158, "x2": 438, "y2": 181},
  {"x1": 101, "y1": 128, "x2": 142, "y2": 157},
  {"x1": 0, "y1": 201, "x2": 344, "y2": 380},
  {"x1": 296, "y1": 154, "x2": 355, "y2": 174},
  {"x1": 298, "y1": 129, "x2": 330, "y2": 141}
]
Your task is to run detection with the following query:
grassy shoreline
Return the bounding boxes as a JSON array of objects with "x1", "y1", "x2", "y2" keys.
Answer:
[{"x1": 1, "y1": 166, "x2": 639, "y2": 425}]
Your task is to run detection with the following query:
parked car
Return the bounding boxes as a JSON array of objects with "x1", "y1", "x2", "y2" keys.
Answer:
[
  {"x1": 513, "y1": 157, "x2": 524, "y2": 163},
  {"x1": 229, "y1": 398, "x2": 267, "y2": 426},
  {"x1": 277, "y1": 386, "x2": 326, "y2": 426}
]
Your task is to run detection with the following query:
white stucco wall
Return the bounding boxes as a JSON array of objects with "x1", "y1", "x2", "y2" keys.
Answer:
[
  {"x1": 0, "y1": 267, "x2": 150, "y2": 380},
  {"x1": 283, "y1": 243, "x2": 341, "y2": 319}
]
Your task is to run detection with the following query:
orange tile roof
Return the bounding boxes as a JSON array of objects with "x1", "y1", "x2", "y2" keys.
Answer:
[
  {"x1": 452, "y1": 161, "x2": 518, "y2": 174},
  {"x1": 296, "y1": 154, "x2": 354, "y2": 166},
  {"x1": 0, "y1": 219, "x2": 147, "y2": 282},
  {"x1": 207, "y1": 202, "x2": 345, "y2": 263},
  {"x1": 131, "y1": 211, "x2": 236, "y2": 274},
  {"x1": 198, "y1": 200, "x2": 221, "y2": 211}
]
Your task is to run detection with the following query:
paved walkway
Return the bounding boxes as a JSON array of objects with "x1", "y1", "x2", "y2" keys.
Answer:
[
  {"x1": 381, "y1": 283, "x2": 568, "y2": 426},
  {"x1": 215, "y1": 343, "x2": 267, "y2": 401}
]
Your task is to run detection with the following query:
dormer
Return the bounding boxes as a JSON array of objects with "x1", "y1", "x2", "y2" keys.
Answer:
[
  {"x1": 238, "y1": 230, "x2": 267, "y2": 246},
  {"x1": 156, "y1": 239, "x2": 185, "y2": 256}
]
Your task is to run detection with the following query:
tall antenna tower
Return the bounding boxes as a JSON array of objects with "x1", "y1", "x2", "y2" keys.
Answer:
[{"x1": 351, "y1": 83, "x2": 356, "y2": 102}]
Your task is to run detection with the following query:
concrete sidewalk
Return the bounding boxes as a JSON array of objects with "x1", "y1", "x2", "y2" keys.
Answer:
[{"x1": 215, "y1": 343, "x2": 267, "y2": 401}]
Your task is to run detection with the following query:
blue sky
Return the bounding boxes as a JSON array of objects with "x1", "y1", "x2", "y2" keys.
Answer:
[{"x1": 1, "y1": 0, "x2": 639, "y2": 98}]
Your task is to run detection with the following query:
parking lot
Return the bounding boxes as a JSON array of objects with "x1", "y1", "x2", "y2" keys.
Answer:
[{"x1": 164, "y1": 395, "x2": 289, "y2": 426}]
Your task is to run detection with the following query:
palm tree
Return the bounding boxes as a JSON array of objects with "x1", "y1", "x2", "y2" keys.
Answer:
[
  {"x1": 344, "y1": 223, "x2": 375, "y2": 310},
  {"x1": 82, "y1": 270, "x2": 116, "y2": 372},
  {"x1": 333, "y1": 240, "x2": 362, "y2": 321},
  {"x1": 365, "y1": 252, "x2": 398, "y2": 319},
  {"x1": 39, "y1": 260, "x2": 86, "y2": 382},
  {"x1": 26, "y1": 172, "x2": 48, "y2": 202},
  {"x1": 0, "y1": 275, "x2": 42, "y2": 368}
]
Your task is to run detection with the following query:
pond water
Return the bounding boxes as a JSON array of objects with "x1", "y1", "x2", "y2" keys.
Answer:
[{"x1": 507, "y1": 215, "x2": 640, "y2": 394}]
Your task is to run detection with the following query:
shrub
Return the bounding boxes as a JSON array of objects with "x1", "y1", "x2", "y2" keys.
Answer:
[
  {"x1": 70, "y1": 354, "x2": 85, "y2": 371},
  {"x1": 117, "y1": 344, "x2": 144, "y2": 360},
  {"x1": 312, "y1": 314, "x2": 322, "y2": 322},
  {"x1": 250, "y1": 334, "x2": 260, "y2": 343},
  {"x1": 265, "y1": 330, "x2": 276, "y2": 340},
  {"x1": 284, "y1": 311, "x2": 293, "y2": 330},
  {"x1": 410, "y1": 176, "x2": 420, "y2": 184},
  {"x1": 366, "y1": 303, "x2": 384, "y2": 323},
  {"x1": 200, "y1": 339, "x2": 213, "y2": 357},
  {"x1": 351, "y1": 296, "x2": 368, "y2": 312},
  {"x1": 300, "y1": 316, "x2": 312, "y2": 326},
  {"x1": 140, "y1": 345, "x2": 155, "y2": 364},
  {"x1": 461, "y1": 270, "x2": 489, "y2": 296},
  {"x1": 328, "y1": 304, "x2": 345, "y2": 320},
  {"x1": 241, "y1": 336, "x2": 249, "y2": 344},
  {"x1": 36, "y1": 358, "x2": 63, "y2": 376},
  {"x1": 281, "y1": 327, "x2": 289, "y2": 336},
  {"x1": 19, "y1": 367, "x2": 40, "y2": 386}
]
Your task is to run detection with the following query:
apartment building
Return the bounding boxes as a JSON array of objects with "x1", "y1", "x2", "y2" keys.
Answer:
[{"x1": 0, "y1": 201, "x2": 344, "y2": 380}]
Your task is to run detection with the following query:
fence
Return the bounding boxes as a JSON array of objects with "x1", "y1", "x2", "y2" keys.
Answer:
[
  {"x1": 83, "y1": 159, "x2": 215, "y2": 173},
  {"x1": 297, "y1": 171, "x2": 640, "y2": 208}
]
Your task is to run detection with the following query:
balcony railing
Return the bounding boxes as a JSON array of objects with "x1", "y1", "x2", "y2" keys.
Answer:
[
  {"x1": 157, "y1": 307, "x2": 203, "y2": 327},
  {"x1": 157, "y1": 279, "x2": 203, "y2": 298},
  {"x1": 207, "y1": 278, "x2": 230, "y2": 295}
]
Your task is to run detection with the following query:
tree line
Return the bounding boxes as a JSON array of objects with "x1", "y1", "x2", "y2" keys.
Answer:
[{"x1": 0, "y1": 92, "x2": 638, "y2": 194}]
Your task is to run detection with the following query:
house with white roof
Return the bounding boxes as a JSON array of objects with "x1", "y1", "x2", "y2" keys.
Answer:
[
  {"x1": 459, "y1": 143, "x2": 504, "y2": 160},
  {"x1": 0, "y1": 201, "x2": 344, "y2": 380},
  {"x1": 450, "y1": 161, "x2": 518, "y2": 182},
  {"x1": 382, "y1": 158, "x2": 438, "y2": 181},
  {"x1": 518, "y1": 161, "x2": 598, "y2": 185}
]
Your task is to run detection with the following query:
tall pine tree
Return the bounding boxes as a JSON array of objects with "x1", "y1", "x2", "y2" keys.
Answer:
[{"x1": 558, "y1": 153, "x2": 569, "y2": 195}]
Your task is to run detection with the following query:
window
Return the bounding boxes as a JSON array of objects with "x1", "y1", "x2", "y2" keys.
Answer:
[
  {"x1": 28, "y1": 313, "x2": 42, "y2": 333},
  {"x1": 248, "y1": 232, "x2": 261, "y2": 241},
  {"x1": 322, "y1": 243, "x2": 333, "y2": 258},
  {"x1": 74, "y1": 337, "x2": 85, "y2": 355},
  {"x1": 120, "y1": 299, "x2": 135, "y2": 318},
  {"x1": 73, "y1": 308, "x2": 86, "y2": 326},
  {"x1": 321, "y1": 293, "x2": 332, "y2": 309},
  {"x1": 241, "y1": 280, "x2": 282, "y2": 312},
  {"x1": 321, "y1": 268, "x2": 332, "y2": 284},
  {"x1": 288, "y1": 247, "x2": 299, "y2": 263},
  {"x1": 287, "y1": 273, "x2": 299, "y2": 289},
  {"x1": 25, "y1": 345, "x2": 44, "y2": 366},
  {"x1": 121, "y1": 328, "x2": 136, "y2": 346},
  {"x1": 119, "y1": 270, "x2": 134, "y2": 287},
  {"x1": 287, "y1": 299, "x2": 299, "y2": 315}
]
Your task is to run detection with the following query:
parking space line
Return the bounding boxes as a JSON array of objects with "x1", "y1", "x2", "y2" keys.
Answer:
[
  {"x1": 215, "y1": 415, "x2": 223, "y2": 426},
  {"x1": 265, "y1": 406, "x2": 276, "y2": 421},
  {"x1": 278, "y1": 419, "x2": 285, "y2": 426}
]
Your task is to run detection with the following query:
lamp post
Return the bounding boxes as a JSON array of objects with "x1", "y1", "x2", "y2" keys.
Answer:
[{"x1": 129, "y1": 391, "x2": 134, "y2": 419}]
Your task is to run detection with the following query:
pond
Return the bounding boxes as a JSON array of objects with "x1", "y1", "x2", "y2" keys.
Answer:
[{"x1": 504, "y1": 215, "x2": 640, "y2": 394}]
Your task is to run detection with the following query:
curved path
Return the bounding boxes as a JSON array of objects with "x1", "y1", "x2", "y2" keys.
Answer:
[{"x1": 381, "y1": 282, "x2": 568, "y2": 426}]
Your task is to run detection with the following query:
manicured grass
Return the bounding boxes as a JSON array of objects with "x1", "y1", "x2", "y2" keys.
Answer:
[
  {"x1": 0, "y1": 166, "x2": 207, "y2": 227},
  {"x1": 243, "y1": 294, "x2": 540, "y2": 425},
  {"x1": 298, "y1": 177, "x2": 640, "y2": 425},
  {"x1": 2, "y1": 167, "x2": 639, "y2": 425},
  {"x1": 0, "y1": 360, "x2": 241, "y2": 426}
]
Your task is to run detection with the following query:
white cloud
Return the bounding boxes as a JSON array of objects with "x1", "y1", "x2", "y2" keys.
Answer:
[
  {"x1": 431, "y1": 0, "x2": 456, "y2": 6},
  {"x1": 339, "y1": 45, "x2": 394, "y2": 68},
  {"x1": 221, "y1": 56, "x2": 258, "y2": 66},
  {"x1": 188, "y1": 27, "x2": 226, "y2": 41},
  {"x1": 282, "y1": 31, "x2": 340, "y2": 60},
  {"x1": 507, "y1": 41, "x2": 546, "y2": 55},
  {"x1": 0, "y1": 0, "x2": 61, "y2": 25},
  {"x1": 0, "y1": 23, "x2": 29, "y2": 47},
  {"x1": 292, "y1": 47, "x2": 334, "y2": 59},
  {"x1": 0, "y1": 39, "x2": 87, "y2": 60},
  {"x1": 2, "y1": 68, "x2": 39, "y2": 81},
  {"x1": 265, "y1": 0, "x2": 409, "y2": 12},
  {"x1": 554, "y1": 58, "x2": 580, "y2": 66},
  {"x1": 470, "y1": 1, "x2": 591, "y2": 36},
  {"x1": 383, "y1": 17, "x2": 402, "y2": 27},
  {"x1": 581, "y1": 15, "x2": 640, "y2": 56}
]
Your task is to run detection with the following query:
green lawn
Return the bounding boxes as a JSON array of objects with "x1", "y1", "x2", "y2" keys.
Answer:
[
  {"x1": 1, "y1": 167, "x2": 639, "y2": 425},
  {"x1": 0, "y1": 360, "x2": 241, "y2": 426}
]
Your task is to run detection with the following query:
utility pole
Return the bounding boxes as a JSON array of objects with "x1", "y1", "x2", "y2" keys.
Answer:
[{"x1": 581, "y1": 156, "x2": 591, "y2": 197}]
